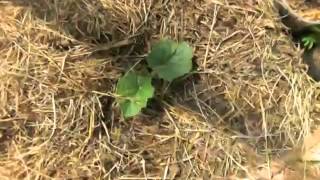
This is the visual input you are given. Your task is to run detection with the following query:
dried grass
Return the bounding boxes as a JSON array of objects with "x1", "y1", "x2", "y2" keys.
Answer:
[{"x1": 0, "y1": 0, "x2": 319, "y2": 179}]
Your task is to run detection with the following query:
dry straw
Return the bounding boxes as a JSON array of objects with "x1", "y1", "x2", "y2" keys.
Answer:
[{"x1": 0, "y1": 0, "x2": 319, "y2": 179}]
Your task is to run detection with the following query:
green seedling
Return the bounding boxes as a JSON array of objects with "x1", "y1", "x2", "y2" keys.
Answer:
[
  {"x1": 301, "y1": 25, "x2": 320, "y2": 50},
  {"x1": 115, "y1": 38, "x2": 193, "y2": 118},
  {"x1": 302, "y1": 35, "x2": 317, "y2": 50},
  {"x1": 147, "y1": 39, "x2": 193, "y2": 81},
  {"x1": 116, "y1": 72, "x2": 154, "y2": 118}
]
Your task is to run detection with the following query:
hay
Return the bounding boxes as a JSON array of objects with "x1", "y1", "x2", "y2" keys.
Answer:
[
  {"x1": 0, "y1": 0, "x2": 319, "y2": 179},
  {"x1": 287, "y1": 0, "x2": 320, "y2": 21}
]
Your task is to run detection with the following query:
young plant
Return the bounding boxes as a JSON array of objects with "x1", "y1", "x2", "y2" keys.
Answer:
[
  {"x1": 115, "y1": 38, "x2": 193, "y2": 118},
  {"x1": 116, "y1": 72, "x2": 154, "y2": 118},
  {"x1": 146, "y1": 39, "x2": 193, "y2": 81},
  {"x1": 301, "y1": 25, "x2": 320, "y2": 50},
  {"x1": 302, "y1": 35, "x2": 317, "y2": 50}
]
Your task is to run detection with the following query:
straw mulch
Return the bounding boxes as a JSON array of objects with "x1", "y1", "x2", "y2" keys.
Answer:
[
  {"x1": 0, "y1": 0, "x2": 319, "y2": 179},
  {"x1": 287, "y1": 0, "x2": 320, "y2": 21}
]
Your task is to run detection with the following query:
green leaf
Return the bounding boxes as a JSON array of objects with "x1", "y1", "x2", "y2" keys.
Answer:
[
  {"x1": 116, "y1": 72, "x2": 154, "y2": 118},
  {"x1": 147, "y1": 39, "x2": 193, "y2": 81},
  {"x1": 302, "y1": 34, "x2": 317, "y2": 50}
]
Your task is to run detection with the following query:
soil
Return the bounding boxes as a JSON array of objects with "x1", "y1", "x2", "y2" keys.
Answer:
[{"x1": 304, "y1": 46, "x2": 320, "y2": 81}]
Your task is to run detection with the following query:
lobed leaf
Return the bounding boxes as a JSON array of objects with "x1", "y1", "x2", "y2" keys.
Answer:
[
  {"x1": 147, "y1": 39, "x2": 193, "y2": 81},
  {"x1": 116, "y1": 72, "x2": 154, "y2": 118}
]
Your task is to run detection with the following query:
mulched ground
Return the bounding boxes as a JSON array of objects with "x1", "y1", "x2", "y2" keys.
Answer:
[
  {"x1": 0, "y1": 0, "x2": 319, "y2": 179},
  {"x1": 287, "y1": 0, "x2": 320, "y2": 21}
]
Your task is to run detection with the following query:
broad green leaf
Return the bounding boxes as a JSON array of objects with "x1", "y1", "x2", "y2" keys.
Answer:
[
  {"x1": 116, "y1": 72, "x2": 154, "y2": 118},
  {"x1": 147, "y1": 39, "x2": 193, "y2": 81}
]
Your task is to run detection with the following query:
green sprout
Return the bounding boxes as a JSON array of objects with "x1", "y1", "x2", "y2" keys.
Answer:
[
  {"x1": 302, "y1": 35, "x2": 317, "y2": 50},
  {"x1": 115, "y1": 39, "x2": 193, "y2": 118}
]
